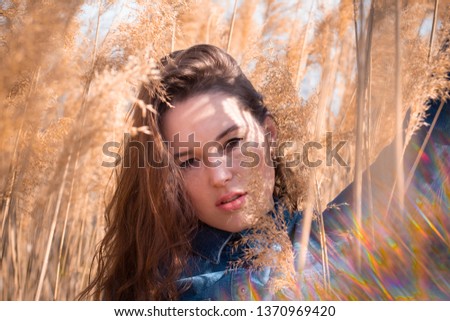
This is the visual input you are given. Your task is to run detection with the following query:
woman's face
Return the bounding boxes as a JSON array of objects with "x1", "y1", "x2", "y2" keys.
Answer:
[{"x1": 162, "y1": 91, "x2": 277, "y2": 232}]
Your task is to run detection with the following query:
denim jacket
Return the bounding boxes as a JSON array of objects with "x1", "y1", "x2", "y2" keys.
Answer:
[{"x1": 177, "y1": 206, "x2": 334, "y2": 300}]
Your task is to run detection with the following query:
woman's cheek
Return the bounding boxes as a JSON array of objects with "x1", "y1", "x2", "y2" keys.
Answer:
[
  {"x1": 237, "y1": 142, "x2": 261, "y2": 168},
  {"x1": 181, "y1": 168, "x2": 202, "y2": 191}
]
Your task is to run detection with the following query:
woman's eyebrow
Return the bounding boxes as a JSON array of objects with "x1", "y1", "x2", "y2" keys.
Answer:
[
  {"x1": 173, "y1": 125, "x2": 240, "y2": 159},
  {"x1": 174, "y1": 150, "x2": 190, "y2": 159},
  {"x1": 215, "y1": 124, "x2": 240, "y2": 141}
]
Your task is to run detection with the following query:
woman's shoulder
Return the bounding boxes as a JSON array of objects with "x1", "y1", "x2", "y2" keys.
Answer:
[{"x1": 178, "y1": 217, "x2": 306, "y2": 300}]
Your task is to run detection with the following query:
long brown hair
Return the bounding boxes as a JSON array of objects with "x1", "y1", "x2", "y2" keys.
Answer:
[{"x1": 79, "y1": 44, "x2": 296, "y2": 300}]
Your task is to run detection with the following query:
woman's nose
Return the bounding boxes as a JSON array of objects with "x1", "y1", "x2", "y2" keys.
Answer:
[{"x1": 208, "y1": 159, "x2": 233, "y2": 187}]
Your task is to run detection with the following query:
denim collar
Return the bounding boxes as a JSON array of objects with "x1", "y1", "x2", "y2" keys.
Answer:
[
  {"x1": 191, "y1": 199, "x2": 286, "y2": 264},
  {"x1": 191, "y1": 223, "x2": 234, "y2": 264}
]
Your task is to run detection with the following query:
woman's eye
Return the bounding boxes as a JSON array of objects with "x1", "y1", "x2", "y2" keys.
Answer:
[
  {"x1": 179, "y1": 158, "x2": 200, "y2": 169},
  {"x1": 225, "y1": 137, "x2": 243, "y2": 152}
]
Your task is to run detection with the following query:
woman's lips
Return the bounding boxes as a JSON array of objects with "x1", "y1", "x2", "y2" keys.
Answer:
[{"x1": 216, "y1": 193, "x2": 247, "y2": 211}]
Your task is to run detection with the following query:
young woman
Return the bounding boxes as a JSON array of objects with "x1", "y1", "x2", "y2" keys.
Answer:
[
  {"x1": 80, "y1": 44, "x2": 449, "y2": 300},
  {"x1": 77, "y1": 44, "x2": 322, "y2": 300}
]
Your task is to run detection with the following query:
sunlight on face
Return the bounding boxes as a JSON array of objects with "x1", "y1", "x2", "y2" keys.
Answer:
[{"x1": 162, "y1": 92, "x2": 276, "y2": 232}]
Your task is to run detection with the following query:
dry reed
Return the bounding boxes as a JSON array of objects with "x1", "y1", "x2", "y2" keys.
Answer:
[{"x1": 1, "y1": 0, "x2": 449, "y2": 300}]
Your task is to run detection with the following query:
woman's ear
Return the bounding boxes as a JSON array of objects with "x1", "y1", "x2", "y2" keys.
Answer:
[
  {"x1": 263, "y1": 115, "x2": 278, "y2": 142},
  {"x1": 263, "y1": 116, "x2": 278, "y2": 162}
]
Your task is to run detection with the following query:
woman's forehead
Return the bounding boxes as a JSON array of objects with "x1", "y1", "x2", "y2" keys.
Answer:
[{"x1": 161, "y1": 92, "x2": 257, "y2": 142}]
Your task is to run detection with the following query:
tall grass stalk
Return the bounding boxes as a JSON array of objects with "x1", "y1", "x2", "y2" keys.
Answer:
[
  {"x1": 53, "y1": 152, "x2": 79, "y2": 299},
  {"x1": 394, "y1": 0, "x2": 405, "y2": 221},
  {"x1": 352, "y1": 0, "x2": 366, "y2": 273},
  {"x1": 172, "y1": 19, "x2": 177, "y2": 52},
  {"x1": 295, "y1": 0, "x2": 315, "y2": 90},
  {"x1": 314, "y1": 175, "x2": 330, "y2": 292},
  {"x1": 366, "y1": 55, "x2": 375, "y2": 244},
  {"x1": 227, "y1": 0, "x2": 238, "y2": 53},
  {"x1": 34, "y1": 156, "x2": 71, "y2": 301},
  {"x1": 1, "y1": 67, "x2": 40, "y2": 240},
  {"x1": 8, "y1": 205, "x2": 19, "y2": 299},
  {"x1": 405, "y1": 99, "x2": 445, "y2": 193},
  {"x1": 428, "y1": 0, "x2": 440, "y2": 62},
  {"x1": 298, "y1": 16, "x2": 335, "y2": 284}
]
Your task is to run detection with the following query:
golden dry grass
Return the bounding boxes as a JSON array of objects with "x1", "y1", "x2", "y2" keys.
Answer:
[{"x1": 1, "y1": 0, "x2": 449, "y2": 300}]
